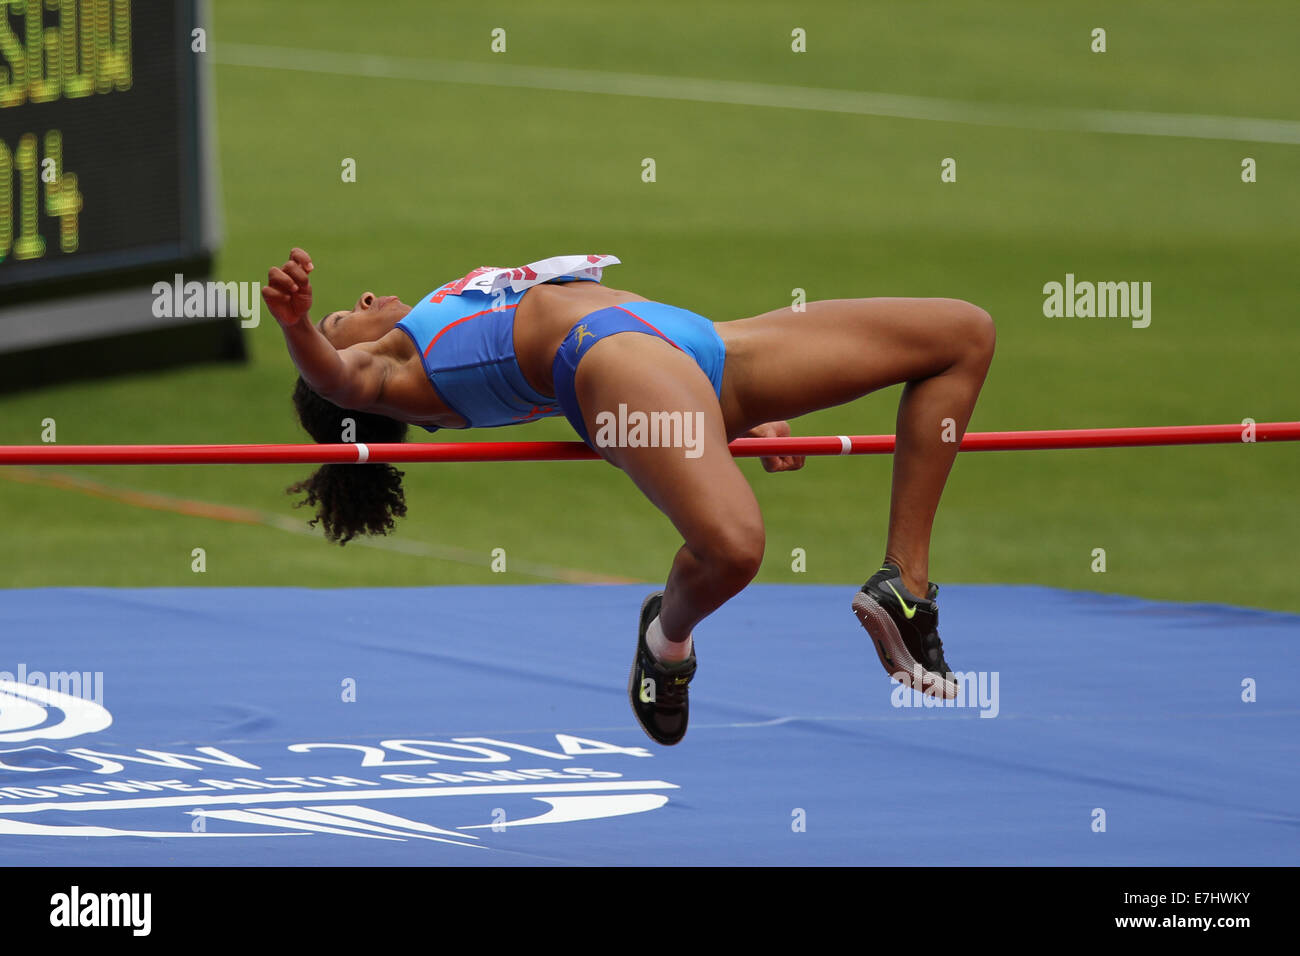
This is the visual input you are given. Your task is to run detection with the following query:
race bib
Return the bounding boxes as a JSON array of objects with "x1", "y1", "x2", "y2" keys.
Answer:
[{"x1": 434, "y1": 254, "x2": 621, "y2": 301}]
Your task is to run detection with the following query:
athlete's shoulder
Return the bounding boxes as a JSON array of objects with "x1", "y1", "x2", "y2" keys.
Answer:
[{"x1": 400, "y1": 283, "x2": 495, "y2": 331}]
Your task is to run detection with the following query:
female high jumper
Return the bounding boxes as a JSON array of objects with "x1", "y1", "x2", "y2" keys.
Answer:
[{"x1": 264, "y1": 248, "x2": 996, "y2": 745}]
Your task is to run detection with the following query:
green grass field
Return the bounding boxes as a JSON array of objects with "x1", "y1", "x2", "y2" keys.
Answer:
[{"x1": 2, "y1": 1, "x2": 1297, "y2": 610}]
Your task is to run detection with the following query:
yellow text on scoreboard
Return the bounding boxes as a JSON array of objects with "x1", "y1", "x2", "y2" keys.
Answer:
[{"x1": 0, "y1": 0, "x2": 132, "y2": 108}]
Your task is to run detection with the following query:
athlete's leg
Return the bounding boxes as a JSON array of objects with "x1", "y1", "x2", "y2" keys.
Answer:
[
  {"x1": 575, "y1": 333, "x2": 764, "y2": 644},
  {"x1": 715, "y1": 298, "x2": 995, "y2": 597}
]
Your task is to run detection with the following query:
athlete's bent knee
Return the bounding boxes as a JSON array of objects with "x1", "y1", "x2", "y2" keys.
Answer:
[
  {"x1": 951, "y1": 300, "x2": 996, "y2": 365},
  {"x1": 696, "y1": 519, "x2": 765, "y2": 591}
]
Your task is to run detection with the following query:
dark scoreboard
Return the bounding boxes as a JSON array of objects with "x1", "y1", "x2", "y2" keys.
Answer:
[{"x1": 0, "y1": 0, "x2": 216, "y2": 301}]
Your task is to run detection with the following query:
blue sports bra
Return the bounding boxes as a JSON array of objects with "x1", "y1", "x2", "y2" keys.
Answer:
[{"x1": 395, "y1": 273, "x2": 598, "y2": 431}]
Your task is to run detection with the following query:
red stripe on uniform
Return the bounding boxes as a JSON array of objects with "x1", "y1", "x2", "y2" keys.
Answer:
[
  {"x1": 424, "y1": 305, "x2": 517, "y2": 358},
  {"x1": 610, "y1": 305, "x2": 684, "y2": 352}
]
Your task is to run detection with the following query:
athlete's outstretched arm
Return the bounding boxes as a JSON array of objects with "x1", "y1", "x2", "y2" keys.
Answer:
[{"x1": 263, "y1": 248, "x2": 388, "y2": 409}]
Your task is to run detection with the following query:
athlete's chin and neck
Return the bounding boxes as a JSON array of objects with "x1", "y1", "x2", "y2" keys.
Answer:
[{"x1": 319, "y1": 293, "x2": 413, "y2": 348}]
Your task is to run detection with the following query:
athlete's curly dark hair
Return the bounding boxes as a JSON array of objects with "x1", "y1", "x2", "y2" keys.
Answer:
[{"x1": 288, "y1": 376, "x2": 409, "y2": 545}]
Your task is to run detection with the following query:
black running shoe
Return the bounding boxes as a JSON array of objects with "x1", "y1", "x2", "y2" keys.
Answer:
[
  {"x1": 627, "y1": 591, "x2": 697, "y2": 746},
  {"x1": 851, "y1": 563, "x2": 958, "y2": 698}
]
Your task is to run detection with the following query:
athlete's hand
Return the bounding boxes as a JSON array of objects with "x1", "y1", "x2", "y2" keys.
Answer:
[
  {"x1": 747, "y1": 420, "x2": 805, "y2": 473},
  {"x1": 262, "y1": 248, "x2": 315, "y2": 328}
]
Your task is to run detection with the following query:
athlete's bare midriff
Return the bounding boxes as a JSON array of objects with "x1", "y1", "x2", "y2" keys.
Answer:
[{"x1": 512, "y1": 281, "x2": 650, "y2": 398}]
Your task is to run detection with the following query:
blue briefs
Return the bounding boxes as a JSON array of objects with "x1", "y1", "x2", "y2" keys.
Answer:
[{"x1": 550, "y1": 300, "x2": 727, "y2": 448}]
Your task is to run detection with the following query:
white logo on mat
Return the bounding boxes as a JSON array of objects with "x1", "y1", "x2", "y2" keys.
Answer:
[
  {"x1": 0, "y1": 679, "x2": 112, "y2": 743},
  {"x1": 0, "y1": 729, "x2": 673, "y2": 843}
]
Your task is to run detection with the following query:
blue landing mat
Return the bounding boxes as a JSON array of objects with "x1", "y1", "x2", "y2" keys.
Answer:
[{"x1": 0, "y1": 585, "x2": 1296, "y2": 865}]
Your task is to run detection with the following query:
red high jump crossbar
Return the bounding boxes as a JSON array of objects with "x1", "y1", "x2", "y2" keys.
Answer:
[{"x1": 0, "y1": 422, "x2": 1296, "y2": 465}]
